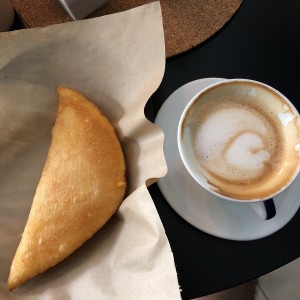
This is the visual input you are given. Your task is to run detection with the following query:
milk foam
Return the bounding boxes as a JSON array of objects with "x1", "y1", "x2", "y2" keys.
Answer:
[
  {"x1": 193, "y1": 104, "x2": 277, "y2": 182},
  {"x1": 278, "y1": 111, "x2": 295, "y2": 126}
]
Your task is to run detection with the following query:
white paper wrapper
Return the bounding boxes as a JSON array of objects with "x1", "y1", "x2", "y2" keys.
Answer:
[{"x1": 0, "y1": 2, "x2": 181, "y2": 299}]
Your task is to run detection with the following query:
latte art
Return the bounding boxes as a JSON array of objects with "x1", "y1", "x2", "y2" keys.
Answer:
[
  {"x1": 193, "y1": 103, "x2": 279, "y2": 183},
  {"x1": 180, "y1": 81, "x2": 300, "y2": 200}
]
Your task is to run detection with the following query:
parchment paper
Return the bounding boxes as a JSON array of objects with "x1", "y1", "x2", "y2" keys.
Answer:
[{"x1": 0, "y1": 2, "x2": 181, "y2": 299}]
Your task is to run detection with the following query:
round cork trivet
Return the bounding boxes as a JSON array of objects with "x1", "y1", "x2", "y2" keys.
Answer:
[{"x1": 11, "y1": 0, "x2": 243, "y2": 57}]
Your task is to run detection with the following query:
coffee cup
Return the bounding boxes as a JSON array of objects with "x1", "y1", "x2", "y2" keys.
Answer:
[
  {"x1": 58, "y1": 0, "x2": 108, "y2": 20},
  {"x1": 178, "y1": 79, "x2": 300, "y2": 220}
]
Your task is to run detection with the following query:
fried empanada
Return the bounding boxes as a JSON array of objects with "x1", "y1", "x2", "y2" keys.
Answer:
[{"x1": 7, "y1": 87, "x2": 126, "y2": 291}]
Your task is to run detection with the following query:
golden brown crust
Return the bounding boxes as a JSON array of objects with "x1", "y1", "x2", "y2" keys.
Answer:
[{"x1": 7, "y1": 87, "x2": 126, "y2": 291}]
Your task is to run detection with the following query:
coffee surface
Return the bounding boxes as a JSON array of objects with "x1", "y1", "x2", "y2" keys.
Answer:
[
  {"x1": 182, "y1": 82, "x2": 300, "y2": 200},
  {"x1": 193, "y1": 100, "x2": 281, "y2": 182}
]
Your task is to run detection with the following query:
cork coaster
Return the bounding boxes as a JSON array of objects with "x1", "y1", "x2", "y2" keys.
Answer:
[{"x1": 11, "y1": 0, "x2": 243, "y2": 57}]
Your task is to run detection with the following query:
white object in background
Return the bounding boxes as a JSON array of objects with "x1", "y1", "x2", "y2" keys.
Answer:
[
  {"x1": 256, "y1": 257, "x2": 300, "y2": 300},
  {"x1": 58, "y1": 0, "x2": 108, "y2": 20},
  {"x1": 0, "y1": 0, "x2": 14, "y2": 31}
]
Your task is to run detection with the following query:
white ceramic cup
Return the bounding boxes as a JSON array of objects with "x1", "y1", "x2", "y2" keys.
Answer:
[
  {"x1": 58, "y1": 0, "x2": 108, "y2": 20},
  {"x1": 0, "y1": 0, "x2": 14, "y2": 31},
  {"x1": 178, "y1": 79, "x2": 300, "y2": 219}
]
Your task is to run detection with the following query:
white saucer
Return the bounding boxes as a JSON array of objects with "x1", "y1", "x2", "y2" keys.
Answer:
[{"x1": 155, "y1": 78, "x2": 300, "y2": 241}]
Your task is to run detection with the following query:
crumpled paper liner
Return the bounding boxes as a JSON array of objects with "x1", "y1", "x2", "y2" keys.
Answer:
[{"x1": 0, "y1": 2, "x2": 181, "y2": 299}]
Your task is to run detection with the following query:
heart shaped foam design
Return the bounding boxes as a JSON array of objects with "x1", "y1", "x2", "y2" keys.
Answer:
[
  {"x1": 225, "y1": 132, "x2": 270, "y2": 173},
  {"x1": 193, "y1": 105, "x2": 276, "y2": 183}
]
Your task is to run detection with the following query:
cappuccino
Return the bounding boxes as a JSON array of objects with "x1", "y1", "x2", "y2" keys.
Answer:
[{"x1": 180, "y1": 81, "x2": 300, "y2": 200}]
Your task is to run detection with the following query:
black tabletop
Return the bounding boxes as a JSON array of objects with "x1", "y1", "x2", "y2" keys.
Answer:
[{"x1": 145, "y1": 0, "x2": 300, "y2": 299}]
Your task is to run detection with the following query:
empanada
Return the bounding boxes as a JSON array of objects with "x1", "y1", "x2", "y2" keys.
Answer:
[{"x1": 7, "y1": 87, "x2": 126, "y2": 291}]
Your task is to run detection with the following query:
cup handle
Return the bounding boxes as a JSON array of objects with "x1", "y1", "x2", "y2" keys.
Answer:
[{"x1": 249, "y1": 199, "x2": 276, "y2": 220}]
